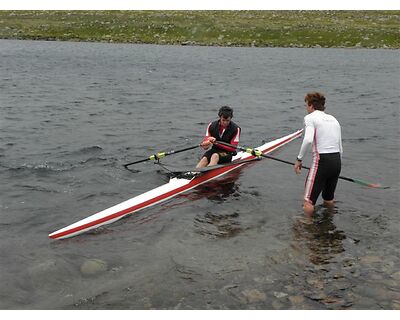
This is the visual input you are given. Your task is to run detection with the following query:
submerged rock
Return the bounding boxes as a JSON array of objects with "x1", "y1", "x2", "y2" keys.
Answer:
[
  {"x1": 273, "y1": 291, "x2": 288, "y2": 299},
  {"x1": 289, "y1": 295, "x2": 305, "y2": 305},
  {"x1": 359, "y1": 255, "x2": 382, "y2": 264},
  {"x1": 28, "y1": 259, "x2": 58, "y2": 275},
  {"x1": 80, "y1": 259, "x2": 108, "y2": 276},
  {"x1": 254, "y1": 275, "x2": 276, "y2": 284},
  {"x1": 241, "y1": 289, "x2": 266, "y2": 303},
  {"x1": 391, "y1": 271, "x2": 400, "y2": 280},
  {"x1": 271, "y1": 300, "x2": 284, "y2": 309}
]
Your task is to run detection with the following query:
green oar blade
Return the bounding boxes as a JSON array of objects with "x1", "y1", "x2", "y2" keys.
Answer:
[{"x1": 342, "y1": 177, "x2": 390, "y2": 189}]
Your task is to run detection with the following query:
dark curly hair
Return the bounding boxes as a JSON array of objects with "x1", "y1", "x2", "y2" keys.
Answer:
[
  {"x1": 304, "y1": 92, "x2": 326, "y2": 111},
  {"x1": 218, "y1": 106, "x2": 233, "y2": 118}
]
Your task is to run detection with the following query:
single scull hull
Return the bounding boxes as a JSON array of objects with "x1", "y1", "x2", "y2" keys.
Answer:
[{"x1": 49, "y1": 129, "x2": 303, "y2": 239}]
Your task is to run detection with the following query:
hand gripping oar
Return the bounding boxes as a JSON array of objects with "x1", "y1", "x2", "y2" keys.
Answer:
[
  {"x1": 123, "y1": 144, "x2": 200, "y2": 168},
  {"x1": 215, "y1": 140, "x2": 389, "y2": 189}
]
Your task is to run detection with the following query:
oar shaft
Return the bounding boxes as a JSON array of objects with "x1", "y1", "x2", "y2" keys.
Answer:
[
  {"x1": 218, "y1": 141, "x2": 300, "y2": 166},
  {"x1": 215, "y1": 140, "x2": 388, "y2": 189},
  {"x1": 165, "y1": 145, "x2": 200, "y2": 156},
  {"x1": 124, "y1": 144, "x2": 199, "y2": 168}
]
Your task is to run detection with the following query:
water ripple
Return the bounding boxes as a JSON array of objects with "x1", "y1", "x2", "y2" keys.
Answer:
[{"x1": 194, "y1": 211, "x2": 242, "y2": 238}]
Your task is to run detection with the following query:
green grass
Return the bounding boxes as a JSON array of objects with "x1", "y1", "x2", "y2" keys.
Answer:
[{"x1": 0, "y1": 11, "x2": 399, "y2": 48}]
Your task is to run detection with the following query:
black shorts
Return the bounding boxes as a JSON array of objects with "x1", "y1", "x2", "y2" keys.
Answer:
[
  {"x1": 304, "y1": 153, "x2": 341, "y2": 205},
  {"x1": 202, "y1": 149, "x2": 233, "y2": 164}
]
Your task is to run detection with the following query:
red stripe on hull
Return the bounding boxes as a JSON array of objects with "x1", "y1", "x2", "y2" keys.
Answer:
[{"x1": 49, "y1": 130, "x2": 303, "y2": 239}]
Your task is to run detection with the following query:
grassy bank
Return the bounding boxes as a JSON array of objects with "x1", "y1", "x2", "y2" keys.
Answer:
[{"x1": 0, "y1": 11, "x2": 399, "y2": 48}]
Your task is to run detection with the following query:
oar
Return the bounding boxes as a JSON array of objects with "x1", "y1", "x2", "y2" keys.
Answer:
[
  {"x1": 215, "y1": 140, "x2": 389, "y2": 189},
  {"x1": 123, "y1": 144, "x2": 200, "y2": 168}
]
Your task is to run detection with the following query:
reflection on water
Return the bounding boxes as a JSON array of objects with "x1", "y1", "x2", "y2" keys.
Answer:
[
  {"x1": 123, "y1": 169, "x2": 242, "y2": 236},
  {"x1": 193, "y1": 177, "x2": 239, "y2": 202},
  {"x1": 178, "y1": 167, "x2": 243, "y2": 203},
  {"x1": 190, "y1": 171, "x2": 243, "y2": 238},
  {"x1": 292, "y1": 207, "x2": 346, "y2": 265}
]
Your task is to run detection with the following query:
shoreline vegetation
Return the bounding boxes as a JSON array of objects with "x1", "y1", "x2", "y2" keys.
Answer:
[{"x1": 0, "y1": 11, "x2": 399, "y2": 48}]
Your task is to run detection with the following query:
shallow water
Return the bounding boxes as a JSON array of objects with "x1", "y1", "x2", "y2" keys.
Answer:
[{"x1": 0, "y1": 40, "x2": 399, "y2": 309}]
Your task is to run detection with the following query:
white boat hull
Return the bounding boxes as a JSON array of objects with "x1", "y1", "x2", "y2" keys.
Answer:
[{"x1": 49, "y1": 129, "x2": 303, "y2": 239}]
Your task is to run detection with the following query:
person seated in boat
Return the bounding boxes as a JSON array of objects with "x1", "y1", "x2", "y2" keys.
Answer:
[{"x1": 196, "y1": 106, "x2": 241, "y2": 168}]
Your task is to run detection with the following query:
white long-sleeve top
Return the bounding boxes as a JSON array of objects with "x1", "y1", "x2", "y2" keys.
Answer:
[{"x1": 297, "y1": 110, "x2": 343, "y2": 160}]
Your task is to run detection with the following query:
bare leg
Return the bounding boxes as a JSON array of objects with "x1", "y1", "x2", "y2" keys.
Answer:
[
  {"x1": 323, "y1": 200, "x2": 335, "y2": 208},
  {"x1": 303, "y1": 201, "x2": 315, "y2": 217},
  {"x1": 208, "y1": 153, "x2": 220, "y2": 166},
  {"x1": 196, "y1": 157, "x2": 209, "y2": 168}
]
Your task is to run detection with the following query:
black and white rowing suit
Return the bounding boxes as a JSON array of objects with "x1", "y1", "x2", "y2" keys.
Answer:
[
  {"x1": 297, "y1": 110, "x2": 343, "y2": 205},
  {"x1": 202, "y1": 120, "x2": 241, "y2": 164}
]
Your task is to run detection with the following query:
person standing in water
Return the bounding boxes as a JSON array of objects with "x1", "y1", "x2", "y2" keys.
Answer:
[
  {"x1": 294, "y1": 92, "x2": 343, "y2": 216},
  {"x1": 196, "y1": 106, "x2": 241, "y2": 168}
]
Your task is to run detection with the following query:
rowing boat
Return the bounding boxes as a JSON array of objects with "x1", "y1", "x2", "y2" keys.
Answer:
[{"x1": 49, "y1": 129, "x2": 303, "y2": 240}]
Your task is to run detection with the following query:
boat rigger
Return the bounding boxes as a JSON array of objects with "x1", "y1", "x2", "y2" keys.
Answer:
[{"x1": 49, "y1": 129, "x2": 303, "y2": 240}]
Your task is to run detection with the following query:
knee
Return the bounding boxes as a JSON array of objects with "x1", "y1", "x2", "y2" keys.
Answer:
[
  {"x1": 196, "y1": 157, "x2": 208, "y2": 168},
  {"x1": 210, "y1": 153, "x2": 219, "y2": 162}
]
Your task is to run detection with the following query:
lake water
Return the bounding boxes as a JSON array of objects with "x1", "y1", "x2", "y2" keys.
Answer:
[{"x1": 0, "y1": 39, "x2": 399, "y2": 309}]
